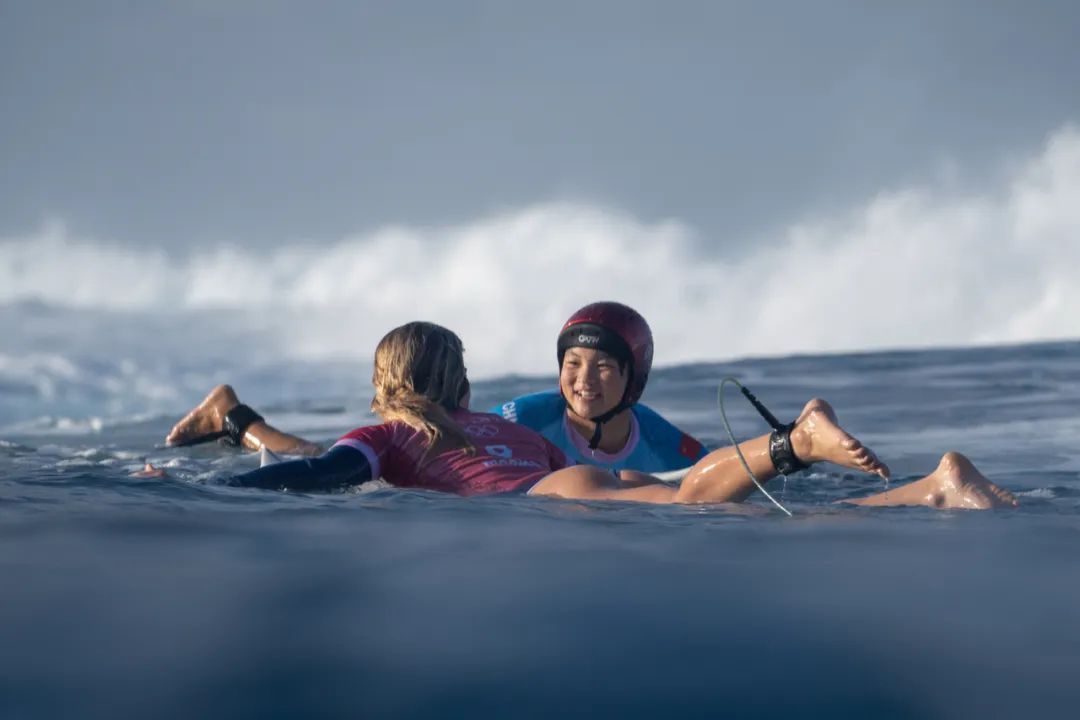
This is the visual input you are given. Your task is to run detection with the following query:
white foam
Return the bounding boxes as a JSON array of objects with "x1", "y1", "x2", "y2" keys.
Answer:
[
  {"x1": 3, "y1": 125, "x2": 1080, "y2": 376},
  {"x1": 1017, "y1": 488, "x2": 1057, "y2": 499}
]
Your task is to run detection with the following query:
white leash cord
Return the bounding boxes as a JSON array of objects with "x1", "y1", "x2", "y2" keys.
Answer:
[{"x1": 717, "y1": 377, "x2": 794, "y2": 517}]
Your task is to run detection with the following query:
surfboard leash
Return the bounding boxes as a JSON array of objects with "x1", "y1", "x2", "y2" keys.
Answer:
[{"x1": 717, "y1": 377, "x2": 794, "y2": 517}]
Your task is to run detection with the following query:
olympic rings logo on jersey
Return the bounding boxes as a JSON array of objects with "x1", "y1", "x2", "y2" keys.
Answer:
[{"x1": 464, "y1": 424, "x2": 499, "y2": 438}]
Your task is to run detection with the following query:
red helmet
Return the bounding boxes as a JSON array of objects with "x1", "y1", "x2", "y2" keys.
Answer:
[{"x1": 557, "y1": 301, "x2": 654, "y2": 406}]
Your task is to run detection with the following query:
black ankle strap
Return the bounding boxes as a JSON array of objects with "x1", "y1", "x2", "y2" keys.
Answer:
[
  {"x1": 768, "y1": 423, "x2": 809, "y2": 476},
  {"x1": 223, "y1": 404, "x2": 264, "y2": 447}
]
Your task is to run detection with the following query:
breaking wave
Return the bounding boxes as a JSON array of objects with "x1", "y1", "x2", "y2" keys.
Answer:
[{"x1": 3, "y1": 125, "x2": 1079, "y2": 376}]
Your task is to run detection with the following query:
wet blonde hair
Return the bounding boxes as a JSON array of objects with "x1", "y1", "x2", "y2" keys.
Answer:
[{"x1": 370, "y1": 322, "x2": 474, "y2": 455}]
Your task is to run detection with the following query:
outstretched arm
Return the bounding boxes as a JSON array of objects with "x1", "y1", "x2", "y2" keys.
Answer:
[{"x1": 230, "y1": 445, "x2": 372, "y2": 492}]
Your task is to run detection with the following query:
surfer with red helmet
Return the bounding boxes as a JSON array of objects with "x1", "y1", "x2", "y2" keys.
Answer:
[{"x1": 492, "y1": 301, "x2": 709, "y2": 474}]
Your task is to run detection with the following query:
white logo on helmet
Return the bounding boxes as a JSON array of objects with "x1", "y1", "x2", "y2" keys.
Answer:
[{"x1": 577, "y1": 334, "x2": 600, "y2": 345}]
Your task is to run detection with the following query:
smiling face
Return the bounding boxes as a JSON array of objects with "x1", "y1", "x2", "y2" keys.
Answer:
[{"x1": 559, "y1": 347, "x2": 629, "y2": 420}]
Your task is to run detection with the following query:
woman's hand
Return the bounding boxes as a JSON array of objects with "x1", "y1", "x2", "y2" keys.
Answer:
[{"x1": 131, "y1": 462, "x2": 168, "y2": 479}]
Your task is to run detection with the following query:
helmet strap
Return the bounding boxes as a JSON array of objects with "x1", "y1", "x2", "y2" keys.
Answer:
[
  {"x1": 584, "y1": 403, "x2": 627, "y2": 449},
  {"x1": 561, "y1": 391, "x2": 631, "y2": 450},
  {"x1": 587, "y1": 421, "x2": 605, "y2": 450}
]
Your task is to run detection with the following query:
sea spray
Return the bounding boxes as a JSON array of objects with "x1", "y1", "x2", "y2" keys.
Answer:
[{"x1": 2, "y1": 125, "x2": 1079, "y2": 377}]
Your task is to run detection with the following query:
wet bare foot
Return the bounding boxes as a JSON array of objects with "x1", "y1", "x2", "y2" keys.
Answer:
[
  {"x1": 789, "y1": 398, "x2": 891, "y2": 480},
  {"x1": 165, "y1": 384, "x2": 240, "y2": 446},
  {"x1": 913, "y1": 452, "x2": 1018, "y2": 509}
]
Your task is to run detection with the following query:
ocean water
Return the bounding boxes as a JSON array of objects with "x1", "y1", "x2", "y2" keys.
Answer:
[{"x1": 2, "y1": 303, "x2": 1079, "y2": 719}]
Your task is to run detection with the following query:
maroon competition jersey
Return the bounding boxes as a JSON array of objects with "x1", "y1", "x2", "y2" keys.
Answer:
[{"x1": 331, "y1": 410, "x2": 570, "y2": 496}]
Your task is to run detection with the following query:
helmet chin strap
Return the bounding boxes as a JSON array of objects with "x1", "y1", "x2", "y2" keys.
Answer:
[
  {"x1": 562, "y1": 395, "x2": 630, "y2": 450},
  {"x1": 584, "y1": 403, "x2": 628, "y2": 450}
]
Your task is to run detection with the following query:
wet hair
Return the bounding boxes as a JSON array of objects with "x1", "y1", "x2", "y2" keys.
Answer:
[{"x1": 370, "y1": 322, "x2": 474, "y2": 457}]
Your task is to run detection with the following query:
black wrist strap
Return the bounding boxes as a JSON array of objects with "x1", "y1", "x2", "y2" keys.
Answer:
[
  {"x1": 768, "y1": 423, "x2": 809, "y2": 476},
  {"x1": 223, "y1": 404, "x2": 264, "y2": 447}
]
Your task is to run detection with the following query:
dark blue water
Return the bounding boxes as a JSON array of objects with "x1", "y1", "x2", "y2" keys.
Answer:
[{"x1": 3, "y1": 341, "x2": 1080, "y2": 718}]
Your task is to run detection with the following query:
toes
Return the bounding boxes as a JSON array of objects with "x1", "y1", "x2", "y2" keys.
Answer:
[
  {"x1": 848, "y1": 446, "x2": 882, "y2": 471},
  {"x1": 992, "y1": 488, "x2": 1019, "y2": 507},
  {"x1": 841, "y1": 437, "x2": 861, "y2": 451},
  {"x1": 859, "y1": 454, "x2": 889, "y2": 479},
  {"x1": 165, "y1": 423, "x2": 191, "y2": 446}
]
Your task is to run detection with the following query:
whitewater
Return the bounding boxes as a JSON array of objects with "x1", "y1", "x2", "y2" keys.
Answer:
[{"x1": 3, "y1": 126, "x2": 1080, "y2": 380}]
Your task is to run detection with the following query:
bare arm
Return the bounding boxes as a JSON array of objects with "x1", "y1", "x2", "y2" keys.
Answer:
[{"x1": 231, "y1": 445, "x2": 371, "y2": 491}]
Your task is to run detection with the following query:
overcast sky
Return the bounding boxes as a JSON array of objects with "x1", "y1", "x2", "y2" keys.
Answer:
[{"x1": 3, "y1": 1, "x2": 1079, "y2": 252}]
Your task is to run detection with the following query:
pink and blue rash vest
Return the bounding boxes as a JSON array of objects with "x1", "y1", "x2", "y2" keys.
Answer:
[
  {"x1": 330, "y1": 409, "x2": 568, "y2": 496},
  {"x1": 492, "y1": 390, "x2": 708, "y2": 473}
]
